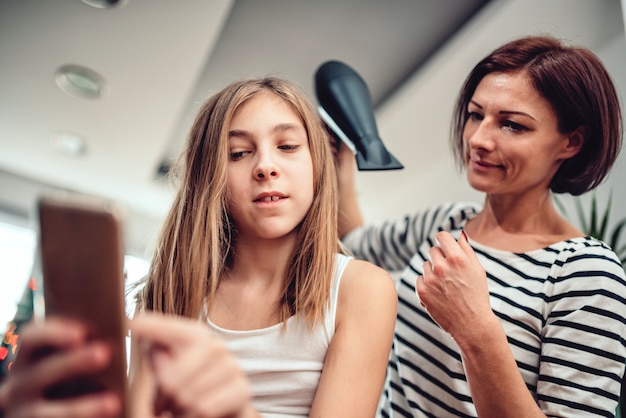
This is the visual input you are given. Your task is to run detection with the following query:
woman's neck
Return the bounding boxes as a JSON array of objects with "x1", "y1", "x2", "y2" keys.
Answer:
[
  {"x1": 482, "y1": 192, "x2": 557, "y2": 232},
  {"x1": 465, "y1": 191, "x2": 583, "y2": 252}
]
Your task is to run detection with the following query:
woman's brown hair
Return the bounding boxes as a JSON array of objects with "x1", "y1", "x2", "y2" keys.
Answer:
[
  {"x1": 451, "y1": 35, "x2": 623, "y2": 195},
  {"x1": 137, "y1": 77, "x2": 340, "y2": 326}
]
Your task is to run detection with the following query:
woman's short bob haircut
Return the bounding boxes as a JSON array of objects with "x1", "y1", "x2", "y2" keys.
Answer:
[{"x1": 451, "y1": 35, "x2": 623, "y2": 196}]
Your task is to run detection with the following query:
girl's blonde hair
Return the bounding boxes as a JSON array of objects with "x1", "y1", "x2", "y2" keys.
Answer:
[{"x1": 137, "y1": 77, "x2": 341, "y2": 326}]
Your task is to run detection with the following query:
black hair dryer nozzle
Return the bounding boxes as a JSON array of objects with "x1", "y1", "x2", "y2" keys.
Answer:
[{"x1": 315, "y1": 60, "x2": 403, "y2": 171}]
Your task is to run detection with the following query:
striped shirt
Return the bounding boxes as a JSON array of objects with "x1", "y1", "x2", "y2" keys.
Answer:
[{"x1": 343, "y1": 202, "x2": 626, "y2": 417}]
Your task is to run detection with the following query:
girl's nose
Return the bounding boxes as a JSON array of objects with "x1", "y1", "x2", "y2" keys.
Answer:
[
  {"x1": 254, "y1": 153, "x2": 279, "y2": 180},
  {"x1": 255, "y1": 168, "x2": 278, "y2": 179}
]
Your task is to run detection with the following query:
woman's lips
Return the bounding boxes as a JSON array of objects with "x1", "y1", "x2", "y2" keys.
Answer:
[{"x1": 469, "y1": 157, "x2": 503, "y2": 171}]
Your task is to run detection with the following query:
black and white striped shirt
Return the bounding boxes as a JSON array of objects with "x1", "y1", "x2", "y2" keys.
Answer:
[{"x1": 343, "y1": 202, "x2": 626, "y2": 417}]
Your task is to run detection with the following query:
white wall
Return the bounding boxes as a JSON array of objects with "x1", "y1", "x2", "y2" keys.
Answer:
[{"x1": 359, "y1": 0, "x2": 626, "y2": 233}]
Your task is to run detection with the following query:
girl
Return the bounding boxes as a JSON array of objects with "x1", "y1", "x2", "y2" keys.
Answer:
[{"x1": 1, "y1": 77, "x2": 397, "y2": 418}]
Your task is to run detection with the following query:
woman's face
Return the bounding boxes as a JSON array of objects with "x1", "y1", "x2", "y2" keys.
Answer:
[
  {"x1": 226, "y1": 91, "x2": 314, "y2": 242},
  {"x1": 463, "y1": 71, "x2": 579, "y2": 197}
]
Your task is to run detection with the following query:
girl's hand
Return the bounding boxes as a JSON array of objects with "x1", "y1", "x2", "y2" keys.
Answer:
[
  {"x1": 130, "y1": 313, "x2": 256, "y2": 418},
  {"x1": 0, "y1": 317, "x2": 121, "y2": 418},
  {"x1": 416, "y1": 231, "x2": 497, "y2": 342}
]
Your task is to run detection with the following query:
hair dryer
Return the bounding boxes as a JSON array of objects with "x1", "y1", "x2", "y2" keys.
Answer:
[{"x1": 315, "y1": 60, "x2": 403, "y2": 171}]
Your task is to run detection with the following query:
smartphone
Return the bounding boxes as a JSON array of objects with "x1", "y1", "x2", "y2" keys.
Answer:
[{"x1": 38, "y1": 194, "x2": 127, "y2": 417}]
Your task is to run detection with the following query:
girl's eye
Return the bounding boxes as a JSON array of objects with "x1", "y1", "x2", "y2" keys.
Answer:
[
  {"x1": 229, "y1": 151, "x2": 248, "y2": 161},
  {"x1": 279, "y1": 144, "x2": 300, "y2": 152}
]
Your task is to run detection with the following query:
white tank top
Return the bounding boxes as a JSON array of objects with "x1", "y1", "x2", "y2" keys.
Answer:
[{"x1": 207, "y1": 253, "x2": 351, "y2": 418}]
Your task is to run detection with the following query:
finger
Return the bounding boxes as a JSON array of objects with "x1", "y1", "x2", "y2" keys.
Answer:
[
  {"x1": 456, "y1": 230, "x2": 482, "y2": 268},
  {"x1": 434, "y1": 231, "x2": 461, "y2": 254},
  {"x1": 13, "y1": 318, "x2": 88, "y2": 366},
  {"x1": 415, "y1": 275, "x2": 427, "y2": 308},
  {"x1": 416, "y1": 266, "x2": 428, "y2": 293},
  {"x1": 130, "y1": 313, "x2": 206, "y2": 348},
  {"x1": 427, "y1": 246, "x2": 445, "y2": 272},
  {"x1": 18, "y1": 392, "x2": 121, "y2": 418},
  {"x1": 6, "y1": 342, "x2": 112, "y2": 403},
  {"x1": 153, "y1": 386, "x2": 177, "y2": 417},
  {"x1": 193, "y1": 376, "x2": 250, "y2": 418},
  {"x1": 458, "y1": 229, "x2": 473, "y2": 252},
  {"x1": 421, "y1": 261, "x2": 434, "y2": 280},
  {"x1": 150, "y1": 335, "x2": 227, "y2": 395}
]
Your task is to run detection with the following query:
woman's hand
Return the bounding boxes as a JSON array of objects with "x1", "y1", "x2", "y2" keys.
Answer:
[
  {"x1": 416, "y1": 231, "x2": 497, "y2": 342},
  {"x1": 0, "y1": 317, "x2": 121, "y2": 418},
  {"x1": 130, "y1": 312, "x2": 257, "y2": 418}
]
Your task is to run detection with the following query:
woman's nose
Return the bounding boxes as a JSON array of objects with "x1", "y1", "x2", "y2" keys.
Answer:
[{"x1": 466, "y1": 120, "x2": 496, "y2": 150}]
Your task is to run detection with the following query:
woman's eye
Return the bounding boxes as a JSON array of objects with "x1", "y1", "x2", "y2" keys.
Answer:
[
  {"x1": 468, "y1": 111, "x2": 483, "y2": 121},
  {"x1": 502, "y1": 121, "x2": 526, "y2": 132}
]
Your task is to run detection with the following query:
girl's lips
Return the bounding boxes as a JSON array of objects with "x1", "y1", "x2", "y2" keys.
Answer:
[
  {"x1": 253, "y1": 192, "x2": 287, "y2": 205},
  {"x1": 256, "y1": 195, "x2": 281, "y2": 202},
  {"x1": 254, "y1": 196, "x2": 287, "y2": 209}
]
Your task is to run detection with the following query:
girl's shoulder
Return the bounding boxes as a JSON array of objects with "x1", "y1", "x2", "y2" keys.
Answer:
[
  {"x1": 338, "y1": 257, "x2": 397, "y2": 307},
  {"x1": 333, "y1": 257, "x2": 397, "y2": 339}
]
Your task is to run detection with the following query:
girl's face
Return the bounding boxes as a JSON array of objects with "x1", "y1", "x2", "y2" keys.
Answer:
[
  {"x1": 226, "y1": 91, "x2": 314, "y2": 241},
  {"x1": 463, "y1": 71, "x2": 580, "y2": 197}
]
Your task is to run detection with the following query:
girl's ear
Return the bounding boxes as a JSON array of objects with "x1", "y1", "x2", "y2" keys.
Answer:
[{"x1": 560, "y1": 125, "x2": 586, "y2": 160}]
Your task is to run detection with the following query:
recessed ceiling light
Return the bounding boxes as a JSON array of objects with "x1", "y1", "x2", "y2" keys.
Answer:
[
  {"x1": 80, "y1": 0, "x2": 128, "y2": 9},
  {"x1": 50, "y1": 131, "x2": 87, "y2": 157},
  {"x1": 55, "y1": 64, "x2": 110, "y2": 100}
]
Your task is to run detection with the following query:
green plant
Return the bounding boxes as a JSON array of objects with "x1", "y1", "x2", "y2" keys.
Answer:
[{"x1": 554, "y1": 191, "x2": 626, "y2": 267}]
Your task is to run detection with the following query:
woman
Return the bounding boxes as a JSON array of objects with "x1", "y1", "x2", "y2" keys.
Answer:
[
  {"x1": 336, "y1": 36, "x2": 626, "y2": 417},
  {"x1": 0, "y1": 77, "x2": 397, "y2": 418}
]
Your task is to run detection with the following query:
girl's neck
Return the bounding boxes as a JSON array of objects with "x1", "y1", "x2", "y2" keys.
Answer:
[
  {"x1": 208, "y1": 231, "x2": 299, "y2": 330},
  {"x1": 228, "y1": 232, "x2": 297, "y2": 284}
]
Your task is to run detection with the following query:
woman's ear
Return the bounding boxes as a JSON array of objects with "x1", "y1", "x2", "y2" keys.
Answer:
[{"x1": 560, "y1": 125, "x2": 586, "y2": 159}]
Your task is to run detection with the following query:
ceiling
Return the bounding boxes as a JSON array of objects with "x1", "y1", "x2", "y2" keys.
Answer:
[{"x1": 0, "y1": 0, "x2": 490, "y2": 254}]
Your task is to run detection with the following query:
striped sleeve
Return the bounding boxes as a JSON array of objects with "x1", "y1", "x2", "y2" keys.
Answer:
[
  {"x1": 342, "y1": 202, "x2": 481, "y2": 272},
  {"x1": 539, "y1": 240, "x2": 626, "y2": 417}
]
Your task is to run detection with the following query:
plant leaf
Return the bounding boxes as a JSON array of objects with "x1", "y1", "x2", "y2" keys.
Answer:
[
  {"x1": 590, "y1": 194, "x2": 599, "y2": 238},
  {"x1": 599, "y1": 194, "x2": 612, "y2": 241},
  {"x1": 615, "y1": 243, "x2": 626, "y2": 268},
  {"x1": 609, "y1": 217, "x2": 626, "y2": 254}
]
